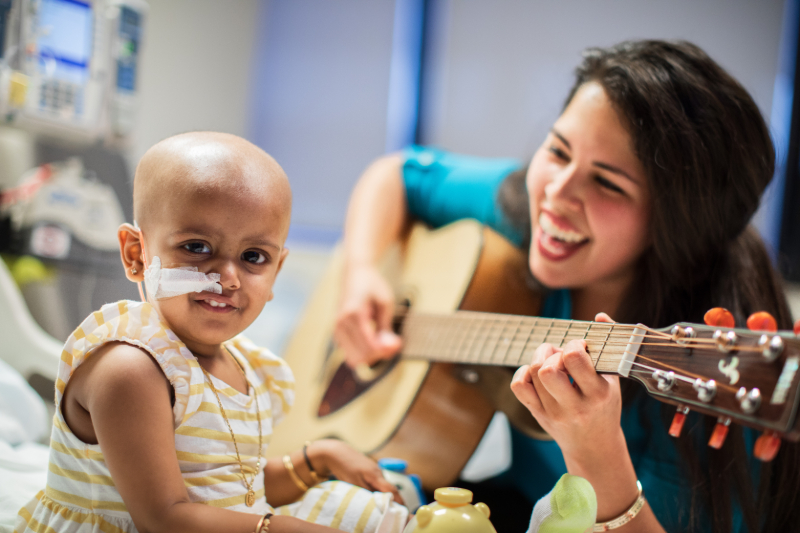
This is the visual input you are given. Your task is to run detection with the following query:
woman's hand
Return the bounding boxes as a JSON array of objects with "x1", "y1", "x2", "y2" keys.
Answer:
[
  {"x1": 510, "y1": 313, "x2": 660, "y2": 529},
  {"x1": 307, "y1": 439, "x2": 404, "y2": 504},
  {"x1": 334, "y1": 264, "x2": 402, "y2": 368},
  {"x1": 510, "y1": 339, "x2": 623, "y2": 460}
]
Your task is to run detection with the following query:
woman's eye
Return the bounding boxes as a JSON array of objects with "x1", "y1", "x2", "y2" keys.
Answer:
[
  {"x1": 595, "y1": 175, "x2": 625, "y2": 194},
  {"x1": 548, "y1": 146, "x2": 569, "y2": 161},
  {"x1": 242, "y1": 250, "x2": 267, "y2": 264},
  {"x1": 183, "y1": 242, "x2": 211, "y2": 254}
]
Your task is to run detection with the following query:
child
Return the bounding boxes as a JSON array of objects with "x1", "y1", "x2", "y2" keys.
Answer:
[{"x1": 15, "y1": 132, "x2": 408, "y2": 533}]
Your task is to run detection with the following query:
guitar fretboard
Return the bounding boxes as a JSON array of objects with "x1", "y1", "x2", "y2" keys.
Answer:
[{"x1": 401, "y1": 311, "x2": 635, "y2": 373}]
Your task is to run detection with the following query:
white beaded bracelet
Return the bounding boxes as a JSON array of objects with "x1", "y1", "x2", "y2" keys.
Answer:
[{"x1": 592, "y1": 481, "x2": 645, "y2": 532}]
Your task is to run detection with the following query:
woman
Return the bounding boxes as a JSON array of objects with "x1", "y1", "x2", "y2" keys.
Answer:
[{"x1": 335, "y1": 40, "x2": 799, "y2": 532}]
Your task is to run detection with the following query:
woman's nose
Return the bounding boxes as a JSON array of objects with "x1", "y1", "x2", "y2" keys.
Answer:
[{"x1": 544, "y1": 165, "x2": 583, "y2": 210}]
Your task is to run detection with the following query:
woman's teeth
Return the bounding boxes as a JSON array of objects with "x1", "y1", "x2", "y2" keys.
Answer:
[
  {"x1": 207, "y1": 300, "x2": 228, "y2": 308},
  {"x1": 538, "y1": 213, "x2": 587, "y2": 243}
]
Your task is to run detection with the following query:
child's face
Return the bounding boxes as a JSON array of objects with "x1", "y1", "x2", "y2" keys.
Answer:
[
  {"x1": 526, "y1": 81, "x2": 651, "y2": 293},
  {"x1": 139, "y1": 177, "x2": 289, "y2": 356}
]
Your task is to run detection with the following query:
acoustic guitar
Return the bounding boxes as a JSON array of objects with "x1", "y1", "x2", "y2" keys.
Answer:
[{"x1": 267, "y1": 221, "x2": 800, "y2": 490}]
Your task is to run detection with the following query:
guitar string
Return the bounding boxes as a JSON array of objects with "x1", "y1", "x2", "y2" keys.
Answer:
[
  {"x1": 405, "y1": 314, "x2": 778, "y2": 341},
  {"x1": 626, "y1": 351, "x2": 740, "y2": 393},
  {"x1": 404, "y1": 319, "x2": 772, "y2": 353},
  {"x1": 404, "y1": 316, "x2": 775, "y2": 347},
  {"x1": 405, "y1": 330, "x2": 745, "y2": 392}
]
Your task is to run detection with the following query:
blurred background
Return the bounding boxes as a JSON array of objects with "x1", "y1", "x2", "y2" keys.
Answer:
[
  {"x1": 1, "y1": 0, "x2": 800, "y2": 400},
  {"x1": 2, "y1": 0, "x2": 800, "y2": 524}
]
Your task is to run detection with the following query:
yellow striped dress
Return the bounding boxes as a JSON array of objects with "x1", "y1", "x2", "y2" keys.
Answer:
[{"x1": 14, "y1": 300, "x2": 407, "y2": 533}]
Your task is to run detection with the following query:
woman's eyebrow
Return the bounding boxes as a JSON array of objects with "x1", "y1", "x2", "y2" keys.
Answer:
[
  {"x1": 593, "y1": 162, "x2": 639, "y2": 184},
  {"x1": 552, "y1": 127, "x2": 639, "y2": 185},
  {"x1": 551, "y1": 128, "x2": 571, "y2": 149}
]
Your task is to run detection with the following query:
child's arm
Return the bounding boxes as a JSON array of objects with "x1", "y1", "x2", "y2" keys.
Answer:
[
  {"x1": 73, "y1": 342, "x2": 338, "y2": 533},
  {"x1": 263, "y1": 440, "x2": 403, "y2": 507}
]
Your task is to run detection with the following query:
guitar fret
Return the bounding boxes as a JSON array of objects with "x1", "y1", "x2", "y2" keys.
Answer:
[
  {"x1": 596, "y1": 323, "x2": 613, "y2": 368},
  {"x1": 559, "y1": 321, "x2": 571, "y2": 347},
  {"x1": 493, "y1": 317, "x2": 517, "y2": 365},
  {"x1": 463, "y1": 316, "x2": 486, "y2": 363},
  {"x1": 513, "y1": 319, "x2": 536, "y2": 365},
  {"x1": 501, "y1": 318, "x2": 524, "y2": 365},
  {"x1": 403, "y1": 313, "x2": 634, "y2": 374},
  {"x1": 447, "y1": 320, "x2": 469, "y2": 361},
  {"x1": 484, "y1": 319, "x2": 504, "y2": 364},
  {"x1": 436, "y1": 316, "x2": 455, "y2": 361}
]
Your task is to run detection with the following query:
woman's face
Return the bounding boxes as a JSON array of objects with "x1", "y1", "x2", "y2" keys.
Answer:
[{"x1": 526, "y1": 82, "x2": 651, "y2": 293}]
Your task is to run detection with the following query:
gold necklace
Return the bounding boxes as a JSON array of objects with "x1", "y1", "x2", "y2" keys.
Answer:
[{"x1": 200, "y1": 347, "x2": 262, "y2": 507}]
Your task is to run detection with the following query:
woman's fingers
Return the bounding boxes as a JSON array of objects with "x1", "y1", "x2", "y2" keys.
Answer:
[
  {"x1": 537, "y1": 350, "x2": 580, "y2": 410},
  {"x1": 594, "y1": 312, "x2": 615, "y2": 323},
  {"x1": 560, "y1": 340, "x2": 606, "y2": 399},
  {"x1": 336, "y1": 307, "x2": 401, "y2": 368},
  {"x1": 511, "y1": 364, "x2": 543, "y2": 414},
  {"x1": 528, "y1": 344, "x2": 565, "y2": 414}
]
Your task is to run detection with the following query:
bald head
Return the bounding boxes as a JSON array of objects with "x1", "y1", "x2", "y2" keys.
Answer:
[{"x1": 133, "y1": 132, "x2": 292, "y2": 238}]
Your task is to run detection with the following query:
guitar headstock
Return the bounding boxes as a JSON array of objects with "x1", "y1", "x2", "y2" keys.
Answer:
[{"x1": 622, "y1": 309, "x2": 800, "y2": 460}]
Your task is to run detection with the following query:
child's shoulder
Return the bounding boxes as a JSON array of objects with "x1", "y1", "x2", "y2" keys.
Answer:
[{"x1": 60, "y1": 300, "x2": 199, "y2": 420}]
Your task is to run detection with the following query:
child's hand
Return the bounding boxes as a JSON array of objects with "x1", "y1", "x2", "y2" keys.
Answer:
[{"x1": 308, "y1": 439, "x2": 405, "y2": 505}]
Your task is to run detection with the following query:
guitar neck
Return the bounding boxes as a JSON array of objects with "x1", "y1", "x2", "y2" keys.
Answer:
[{"x1": 401, "y1": 311, "x2": 636, "y2": 374}]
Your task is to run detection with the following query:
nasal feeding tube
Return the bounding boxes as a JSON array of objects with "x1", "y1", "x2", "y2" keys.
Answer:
[{"x1": 134, "y1": 224, "x2": 222, "y2": 301}]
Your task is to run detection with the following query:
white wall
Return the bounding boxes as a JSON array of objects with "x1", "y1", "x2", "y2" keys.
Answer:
[
  {"x1": 131, "y1": 0, "x2": 260, "y2": 167},
  {"x1": 248, "y1": 0, "x2": 396, "y2": 241},
  {"x1": 421, "y1": 0, "x2": 786, "y2": 159}
]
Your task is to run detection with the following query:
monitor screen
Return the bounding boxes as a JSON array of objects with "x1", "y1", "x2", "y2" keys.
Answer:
[{"x1": 37, "y1": 0, "x2": 93, "y2": 84}]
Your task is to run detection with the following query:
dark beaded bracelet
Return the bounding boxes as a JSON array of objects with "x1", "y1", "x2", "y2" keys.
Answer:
[{"x1": 303, "y1": 441, "x2": 323, "y2": 484}]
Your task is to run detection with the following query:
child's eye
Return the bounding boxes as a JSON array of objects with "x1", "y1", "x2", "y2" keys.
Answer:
[
  {"x1": 595, "y1": 175, "x2": 625, "y2": 195},
  {"x1": 183, "y1": 242, "x2": 211, "y2": 254},
  {"x1": 242, "y1": 250, "x2": 268, "y2": 264}
]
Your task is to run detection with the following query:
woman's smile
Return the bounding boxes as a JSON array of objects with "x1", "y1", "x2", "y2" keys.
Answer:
[{"x1": 536, "y1": 212, "x2": 589, "y2": 260}]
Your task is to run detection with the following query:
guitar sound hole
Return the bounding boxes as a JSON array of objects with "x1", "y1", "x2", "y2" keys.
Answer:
[{"x1": 318, "y1": 357, "x2": 400, "y2": 417}]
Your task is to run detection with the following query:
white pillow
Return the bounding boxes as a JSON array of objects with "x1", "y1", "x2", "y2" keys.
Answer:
[{"x1": 0, "y1": 359, "x2": 49, "y2": 445}]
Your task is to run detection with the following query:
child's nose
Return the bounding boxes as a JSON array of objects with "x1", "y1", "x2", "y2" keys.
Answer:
[{"x1": 217, "y1": 260, "x2": 241, "y2": 290}]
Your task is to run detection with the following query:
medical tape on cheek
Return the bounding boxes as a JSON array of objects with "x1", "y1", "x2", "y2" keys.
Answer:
[
  {"x1": 144, "y1": 256, "x2": 222, "y2": 299},
  {"x1": 133, "y1": 222, "x2": 222, "y2": 300}
]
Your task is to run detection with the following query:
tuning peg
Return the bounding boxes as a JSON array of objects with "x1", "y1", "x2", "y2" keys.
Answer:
[
  {"x1": 669, "y1": 405, "x2": 690, "y2": 437},
  {"x1": 746, "y1": 312, "x2": 778, "y2": 332},
  {"x1": 794, "y1": 319, "x2": 800, "y2": 336},
  {"x1": 704, "y1": 307, "x2": 735, "y2": 328},
  {"x1": 708, "y1": 417, "x2": 731, "y2": 449},
  {"x1": 754, "y1": 431, "x2": 781, "y2": 462}
]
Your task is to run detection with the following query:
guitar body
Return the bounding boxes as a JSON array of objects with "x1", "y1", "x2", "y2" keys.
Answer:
[{"x1": 268, "y1": 221, "x2": 542, "y2": 489}]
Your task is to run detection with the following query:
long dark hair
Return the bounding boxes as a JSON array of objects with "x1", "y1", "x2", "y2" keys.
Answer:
[{"x1": 499, "y1": 40, "x2": 797, "y2": 532}]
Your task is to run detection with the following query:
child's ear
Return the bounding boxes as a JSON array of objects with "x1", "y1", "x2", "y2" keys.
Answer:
[
  {"x1": 118, "y1": 223, "x2": 144, "y2": 282},
  {"x1": 275, "y1": 247, "x2": 290, "y2": 276}
]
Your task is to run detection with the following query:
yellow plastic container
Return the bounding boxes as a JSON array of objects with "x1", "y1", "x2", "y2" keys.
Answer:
[{"x1": 402, "y1": 487, "x2": 496, "y2": 533}]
